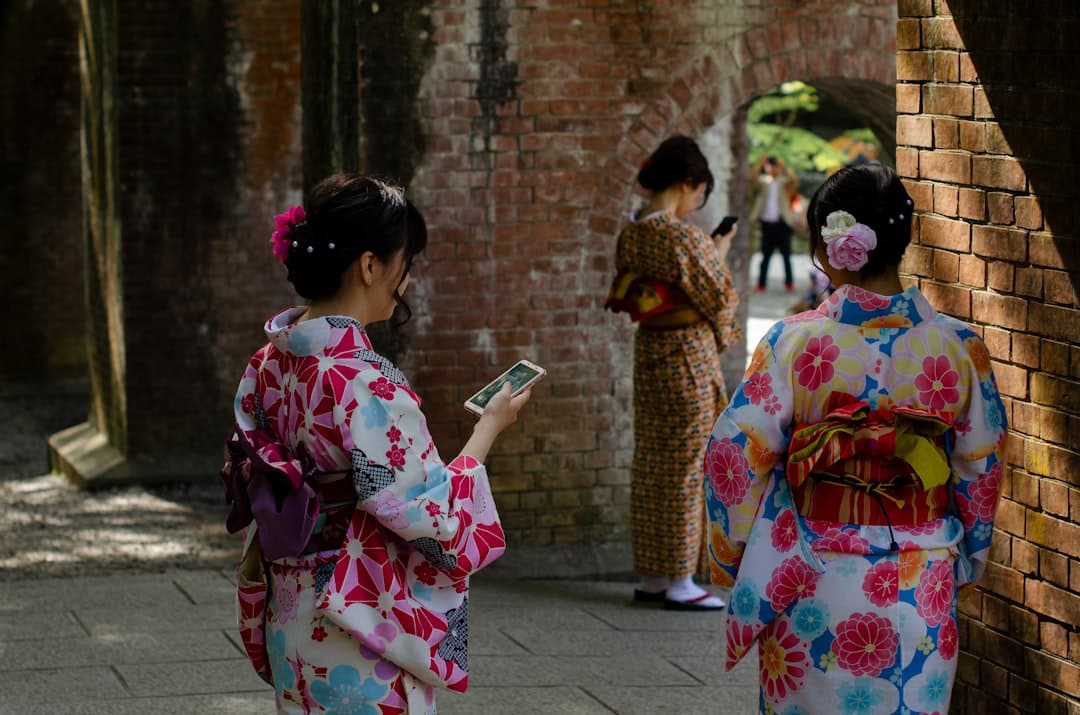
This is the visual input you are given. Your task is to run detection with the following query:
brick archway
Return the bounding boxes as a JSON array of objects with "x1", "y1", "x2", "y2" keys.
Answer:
[{"x1": 588, "y1": 12, "x2": 897, "y2": 390}]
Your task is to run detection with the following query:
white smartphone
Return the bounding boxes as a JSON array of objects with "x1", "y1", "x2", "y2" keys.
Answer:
[{"x1": 464, "y1": 359, "x2": 547, "y2": 416}]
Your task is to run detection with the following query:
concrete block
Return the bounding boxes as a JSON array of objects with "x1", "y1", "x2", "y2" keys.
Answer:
[
  {"x1": 439, "y1": 686, "x2": 614, "y2": 715},
  {"x1": 0, "y1": 666, "x2": 127, "y2": 707},
  {"x1": 468, "y1": 654, "x2": 700, "y2": 687},
  {"x1": 0, "y1": 611, "x2": 85, "y2": 641},
  {"x1": 587, "y1": 685, "x2": 760, "y2": 714},
  {"x1": 115, "y1": 658, "x2": 267, "y2": 697},
  {"x1": 0, "y1": 631, "x2": 238, "y2": 671}
]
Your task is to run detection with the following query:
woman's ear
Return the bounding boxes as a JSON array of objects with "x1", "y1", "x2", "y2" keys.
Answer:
[{"x1": 358, "y1": 251, "x2": 376, "y2": 287}]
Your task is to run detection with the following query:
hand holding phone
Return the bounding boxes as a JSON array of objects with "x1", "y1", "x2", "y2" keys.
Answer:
[
  {"x1": 465, "y1": 359, "x2": 546, "y2": 416},
  {"x1": 711, "y1": 215, "x2": 738, "y2": 238}
]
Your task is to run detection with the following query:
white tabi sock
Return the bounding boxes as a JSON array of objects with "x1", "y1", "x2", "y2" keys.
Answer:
[
  {"x1": 639, "y1": 576, "x2": 670, "y2": 594},
  {"x1": 666, "y1": 576, "x2": 726, "y2": 607}
]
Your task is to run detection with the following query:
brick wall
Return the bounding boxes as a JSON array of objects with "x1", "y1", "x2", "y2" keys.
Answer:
[
  {"x1": 0, "y1": 0, "x2": 84, "y2": 384},
  {"x1": 406, "y1": 0, "x2": 896, "y2": 549},
  {"x1": 896, "y1": 1, "x2": 1080, "y2": 712}
]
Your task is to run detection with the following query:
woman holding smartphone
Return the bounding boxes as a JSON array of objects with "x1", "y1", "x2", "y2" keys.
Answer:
[
  {"x1": 605, "y1": 135, "x2": 740, "y2": 610},
  {"x1": 222, "y1": 174, "x2": 530, "y2": 714}
]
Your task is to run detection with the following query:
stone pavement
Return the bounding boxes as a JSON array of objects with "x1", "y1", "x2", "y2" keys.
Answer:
[{"x1": 0, "y1": 570, "x2": 758, "y2": 715}]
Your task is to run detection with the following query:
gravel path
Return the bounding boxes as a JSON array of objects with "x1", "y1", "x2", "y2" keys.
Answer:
[{"x1": 0, "y1": 382, "x2": 238, "y2": 581}]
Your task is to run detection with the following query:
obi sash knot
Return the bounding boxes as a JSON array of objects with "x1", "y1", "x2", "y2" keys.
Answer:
[{"x1": 786, "y1": 394, "x2": 954, "y2": 526}]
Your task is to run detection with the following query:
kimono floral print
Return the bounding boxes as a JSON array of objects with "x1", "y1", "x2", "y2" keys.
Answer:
[
  {"x1": 229, "y1": 308, "x2": 506, "y2": 714},
  {"x1": 706, "y1": 284, "x2": 1007, "y2": 714}
]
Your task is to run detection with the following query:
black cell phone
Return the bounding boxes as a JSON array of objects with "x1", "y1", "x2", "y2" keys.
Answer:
[{"x1": 711, "y1": 215, "x2": 738, "y2": 237}]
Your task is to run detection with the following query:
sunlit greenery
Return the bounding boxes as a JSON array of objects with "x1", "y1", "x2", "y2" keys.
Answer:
[{"x1": 748, "y1": 82, "x2": 882, "y2": 175}]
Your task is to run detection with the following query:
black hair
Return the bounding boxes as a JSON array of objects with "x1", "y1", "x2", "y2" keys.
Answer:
[
  {"x1": 637, "y1": 135, "x2": 715, "y2": 203},
  {"x1": 283, "y1": 174, "x2": 427, "y2": 325},
  {"x1": 807, "y1": 163, "x2": 914, "y2": 277}
]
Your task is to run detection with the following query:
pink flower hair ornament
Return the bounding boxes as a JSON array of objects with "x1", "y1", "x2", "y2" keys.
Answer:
[
  {"x1": 820, "y1": 210, "x2": 877, "y2": 272},
  {"x1": 269, "y1": 205, "x2": 306, "y2": 264}
]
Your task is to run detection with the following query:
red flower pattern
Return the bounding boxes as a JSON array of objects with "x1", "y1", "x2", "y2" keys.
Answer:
[
  {"x1": 794, "y1": 336, "x2": 840, "y2": 391},
  {"x1": 414, "y1": 561, "x2": 438, "y2": 586},
  {"x1": 765, "y1": 556, "x2": 819, "y2": 611},
  {"x1": 915, "y1": 356, "x2": 960, "y2": 410},
  {"x1": 862, "y1": 560, "x2": 899, "y2": 607},
  {"x1": 832, "y1": 611, "x2": 898, "y2": 677},
  {"x1": 812, "y1": 527, "x2": 870, "y2": 554},
  {"x1": 759, "y1": 619, "x2": 811, "y2": 704},
  {"x1": 241, "y1": 394, "x2": 256, "y2": 415},
  {"x1": 370, "y1": 376, "x2": 397, "y2": 400},
  {"x1": 770, "y1": 511, "x2": 798, "y2": 552},
  {"x1": 387, "y1": 426, "x2": 402, "y2": 444},
  {"x1": 705, "y1": 438, "x2": 751, "y2": 507},
  {"x1": 311, "y1": 626, "x2": 328, "y2": 642},
  {"x1": 938, "y1": 617, "x2": 958, "y2": 660},
  {"x1": 745, "y1": 372, "x2": 774, "y2": 405},
  {"x1": 726, "y1": 621, "x2": 757, "y2": 670},
  {"x1": 964, "y1": 462, "x2": 1003, "y2": 525},
  {"x1": 845, "y1": 285, "x2": 891, "y2": 310},
  {"x1": 386, "y1": 445, "x2": 407, "y2": 469},
  {"x1": 915, "y1": 558, "x2": 954, "y2": 626}
]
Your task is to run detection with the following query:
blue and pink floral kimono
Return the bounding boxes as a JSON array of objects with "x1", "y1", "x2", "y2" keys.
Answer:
[
  {"x1": 705, "y1": 284, "x2": 1007, "y2": 714},
  {"x1": 226, "y1": 308, "x2": 506, "y2": 714}
]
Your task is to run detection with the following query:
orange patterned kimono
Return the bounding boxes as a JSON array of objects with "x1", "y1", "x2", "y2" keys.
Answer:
[{"x1": 609, "y1": 212, "x2": 740, "y2": 578}]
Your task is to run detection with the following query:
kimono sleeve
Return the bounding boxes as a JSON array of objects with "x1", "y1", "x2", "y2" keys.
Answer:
[
  {"x1": 948, "y1": 335, "x2": 1008, "y2": 587},
  {"x1": 345, "y1": 368, "x2": 505, "y2": 581},
  {"x1": 704, "y1": 323, "x2": 794, "y2": 585},
  {"x1": 672, "y1": 225, "x2": 741, "y2": 352}
]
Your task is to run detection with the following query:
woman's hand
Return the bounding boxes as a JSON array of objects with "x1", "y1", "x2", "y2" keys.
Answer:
[
  {"x1": 460, "y1": 382, "x2": 532, "y2": 464},
  {"x1": 714, "y1": 226, "x2": 736, "y2": 263},
  {"x1": 477, "y1": 382, "x2": 531, "y2": 436}
]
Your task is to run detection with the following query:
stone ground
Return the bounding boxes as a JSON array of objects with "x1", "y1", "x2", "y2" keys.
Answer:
[{"x1": 0, "y1": 254, "x2": 806, "y2": 713}]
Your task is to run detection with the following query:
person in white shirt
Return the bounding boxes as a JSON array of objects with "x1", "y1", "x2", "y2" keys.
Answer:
[{"x1": 749, "y1": 155, "x2": 800, "y2": 292}]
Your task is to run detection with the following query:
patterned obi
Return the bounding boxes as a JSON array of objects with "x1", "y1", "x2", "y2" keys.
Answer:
[
  {"x1": 605, "y1": 271, "x2": 700, "y2": 325},
  {"x1": 787, "y1": 395, "x2": 954, "y2": 526}
]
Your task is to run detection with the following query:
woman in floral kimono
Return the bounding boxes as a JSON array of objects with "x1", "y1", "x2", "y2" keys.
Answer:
[
  {"x1": 705, "y1": 163, "x2": 1007, "y2": 713},
  {"x1": 606, "y1": 135, "x2": 740, "y2": 610},
  {"x1": 222, "y1": 175, "x2": 530, "y2": 714}
]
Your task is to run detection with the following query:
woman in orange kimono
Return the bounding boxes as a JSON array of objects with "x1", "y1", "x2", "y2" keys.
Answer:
[{"x1": 606, "y1": 135, "x2": 740, "y2": 610}]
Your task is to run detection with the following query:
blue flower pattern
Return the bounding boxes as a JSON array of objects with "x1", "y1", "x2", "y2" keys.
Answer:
[{"x1": 310, "y1": 666, "x2": 388, "y2": 715}]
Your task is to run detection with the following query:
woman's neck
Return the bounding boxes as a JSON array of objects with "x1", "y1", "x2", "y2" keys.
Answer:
[
  {"x1": 301, "y1": 292, "x2": 373, "y2": 326},
  {"x1": 642, "y1": 187, "x2": 682, "y2": 219}
]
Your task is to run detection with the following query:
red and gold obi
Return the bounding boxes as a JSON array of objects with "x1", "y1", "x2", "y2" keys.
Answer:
[
  {"x1": 787, "y1": 393, "x2": 955, "y2": 526},
  {"x1": 605, "y1": 271, "x2": 698, "y2": 325}
]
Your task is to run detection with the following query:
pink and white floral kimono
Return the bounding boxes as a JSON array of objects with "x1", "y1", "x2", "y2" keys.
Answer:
[
  {"x1": 705, "y1": 285, "x2": 1007, "y2": 715},
  {"x1": 227, "y1": 308, "x2": 506, "y2": 714}
]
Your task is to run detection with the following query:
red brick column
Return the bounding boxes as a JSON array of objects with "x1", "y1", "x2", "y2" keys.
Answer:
[{"x1": 896, "y1": 1, "x2": 1080, "y2": 712}]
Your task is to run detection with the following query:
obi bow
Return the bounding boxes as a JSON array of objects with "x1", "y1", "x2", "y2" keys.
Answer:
[{"x1": 787, "y1": 394, "x2": 955, "y2": 493}]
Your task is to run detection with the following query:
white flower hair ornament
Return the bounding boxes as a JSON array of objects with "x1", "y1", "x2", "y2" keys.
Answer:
[{"x1": 820, "y1": 210, "x2": 878, "y2": 272}]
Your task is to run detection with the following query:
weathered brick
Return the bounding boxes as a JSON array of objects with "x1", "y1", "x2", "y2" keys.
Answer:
[
  {"x1": 921, "y1": 17, "x2": 963, "y2": 48},
  {"x1": 920, "y1": 214, "x2": 971, "y2": 250},
  {"x1": 1014, "y1": 196, "x2": 1043, "y2": 230},
  {"x1": 972, "y1": 225, "x2": 1028, "y2": 262},
  {"x1": 897, "y1": 83, "x2": 921, "y2": 114},
  {"x1": 959, "y1": 120, "x2": 986, "y2": 153},
  {"x1": 957, "y1": 187, "x2": 986, "y2": 220},
  {"x1": 897, "y1": 18, "x2": 922, "y2": 50},
  {"x1": 1011, "y1": 335, "x2": 1040, "y2": 371},
  {"x1": 897, "y1": 51, "x2": 933, "y2": 81},
  {"x1": 987, "y1": 192, "x2": 1015, "y2": 225},
  {"x1": 932, "y1": 248, "x2": 959, "y2": 282},
  {"x1": 972, "y1": 291, "x2": 1028, "y2": 331},
  {"x1": 919, "y1": 150, "x2": 971, "y2": 183},
  {"x1": 1029, "y1": 510, "x2": 1080, "y2": 560},
  {"x1": 898, "y1": 115, "x2": 933, "y2": 147},
  {"x1": 973, "y1": 156, "x2": 1028, "y2": 191},
  {"x1": 958, "y1": 254, "x2": 986, "y2": 287},
  {"x1": 1014, "y1": 268, "x2": 1044, "y2": 299},
  {"x1": 988, "y1": 262, "x2": 1014, "y2": 292},
  {"x1": 932, "y1": 184, "x2": 958, "y2": 215},
  {"x1": 922, "y1": 83, "x2": 973, "y2": 116},
  {"x1": 1044, "y1": 271, "x2": 1078, "y2": 307}
]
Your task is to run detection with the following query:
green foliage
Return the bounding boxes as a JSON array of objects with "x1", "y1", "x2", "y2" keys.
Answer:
[
  {"x1": 748, "y1": 83, "x2": 883, "y2": 176},
  {"x1": 748, "y1": 124, "x2": 848, "y2": 174},
  {"x1": 747, "y1": 81, "x2": 820, "y2": 124}
]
